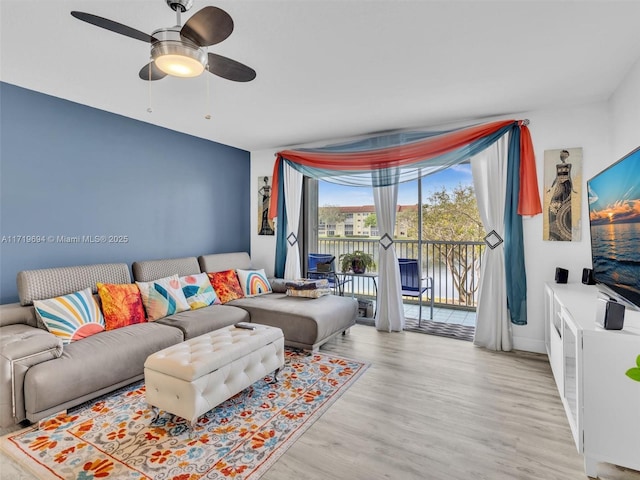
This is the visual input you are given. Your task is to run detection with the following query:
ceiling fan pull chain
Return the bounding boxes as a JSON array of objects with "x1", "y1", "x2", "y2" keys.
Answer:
[
  {"x1": 205, "y1": 59, "x2": 211, "y2": 120},
  {"x1": 147, "y1": 61, "x2": 153, "y2": 113}
]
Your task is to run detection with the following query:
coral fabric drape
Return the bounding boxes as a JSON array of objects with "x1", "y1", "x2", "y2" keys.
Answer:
[
  {"x1": 270, "y1": 120, "x2": 541, "y2": 219},
  {"x1": 517, "y1": 126, "x2": 540, "y2": 216}
]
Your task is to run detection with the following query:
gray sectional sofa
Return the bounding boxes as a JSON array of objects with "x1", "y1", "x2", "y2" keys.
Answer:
[{"x1": 0, "y1": 252, "x2": 357, "y2": 428}]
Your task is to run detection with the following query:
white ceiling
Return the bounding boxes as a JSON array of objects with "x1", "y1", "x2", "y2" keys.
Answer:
[{"x1": 2, "y1": 1, "x2": 639, "y2": 152}]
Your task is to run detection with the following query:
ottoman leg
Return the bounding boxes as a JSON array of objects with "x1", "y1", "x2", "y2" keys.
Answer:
[
  {"x1": 271, "y1": 367, "x2": 280, "y2": 384},
  {"x1": 150, "y1": 405, "x2": 160, "y2": 424}
]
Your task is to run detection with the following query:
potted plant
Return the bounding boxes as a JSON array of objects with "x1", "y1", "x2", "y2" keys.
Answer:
[{"x1": 339, "y1": 250, "x2": 376, "y2": 274}]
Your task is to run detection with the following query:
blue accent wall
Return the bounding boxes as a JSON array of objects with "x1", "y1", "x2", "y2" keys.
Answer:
[{"x1": 0, "y1": 82, "x2": 250, "y2": 304}]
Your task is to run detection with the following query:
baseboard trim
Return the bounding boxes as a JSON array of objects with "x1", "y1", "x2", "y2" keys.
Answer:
[{"x1": 513, "y1": 336, "x2": 546, "y2": 354}]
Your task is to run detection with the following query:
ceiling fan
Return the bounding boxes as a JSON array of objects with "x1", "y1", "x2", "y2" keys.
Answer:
[{"x1": 71, "y1": 0, "x2": 256, "y2": 82}]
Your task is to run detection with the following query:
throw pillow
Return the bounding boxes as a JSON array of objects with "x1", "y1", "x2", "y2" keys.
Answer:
[
  {"x1": 97, "y1": 283, "x2": 147, "y2": 330},
  {"x1": 207, "y1": 270, "x2": 245, "y2": 304},
  {"x1": 136, "y1": 274, "x2": 191, "y2": 321},
  {"x1": 236, "y1": 269, "x2": 273, "y2": 297},
  {"x1": 34, "y1": 288, "x2": 105, "y2": 344},
  {"x1": 179, "y1": 273, "x2": 220, "y2": 310}
]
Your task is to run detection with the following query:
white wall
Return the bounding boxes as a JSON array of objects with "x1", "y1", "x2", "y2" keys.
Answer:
[
  {"x1": 250, "y1": 59, "x2": 640, "y2": 353},
  {"x1": 518, "y1": 59, "x2": 639, "y2": 352},
  {"x1": 515, "y1": 102, "x2": 611, "y2": 352},
  {"x1": 609, "y1": 58, "x2": 640, "y2": 158},
  {"x1": 251, "y1": 151, "x2": 279, "y2": 275}
]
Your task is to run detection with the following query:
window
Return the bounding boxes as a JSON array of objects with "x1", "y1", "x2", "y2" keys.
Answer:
[{"x1": 302, "y1": 164, "x2": 483, "y2": 313}]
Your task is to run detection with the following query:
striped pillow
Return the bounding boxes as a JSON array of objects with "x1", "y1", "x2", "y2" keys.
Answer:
[{"x1": 34, "y1": 288, "x2": 105, "y2": 344}]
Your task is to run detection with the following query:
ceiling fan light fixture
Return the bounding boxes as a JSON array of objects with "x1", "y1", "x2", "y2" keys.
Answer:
[
  {"x1": 71, "y1": 7, "x2": 255, "y2": 83},
  {"x1": 151, "y1": 40, "x2": 206, "y2": 77}
]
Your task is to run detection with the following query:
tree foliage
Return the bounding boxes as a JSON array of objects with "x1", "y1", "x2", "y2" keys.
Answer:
[
  {"x1": 318, "y1": 205, "x2": 346, "y2": 226},
  {"x1": 421, "y1": 185, "x2": 484, "y2": 242},
  {"x1": 397, "y1": 184, "x2": 485, "y2": 304},
  {"x1": 364, "y1": 213, "x2": 377, "y2": 228},
  {"x1": 396, "y1": 185, "x2": 484, "y2": 241}
]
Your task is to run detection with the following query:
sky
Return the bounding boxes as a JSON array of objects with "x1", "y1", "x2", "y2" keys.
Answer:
[
  {"x1": 588, "y1": 149, "x2": 640, "y2": 225},
  {"x1": 318, "y1": 164, "x2": 474, "y2": 206}
]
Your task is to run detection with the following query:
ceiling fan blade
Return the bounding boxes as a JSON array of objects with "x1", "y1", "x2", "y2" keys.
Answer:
[
  {"x1": 181, "y1": 6, "x2": 234, "y2": 47},
  {"x1": 207, "y1": 53, "x2": 256, "y2": 82},
  {"x1": 138, "y1": 62, "x2": 167, "y2": 81},
  {"x1": 71, "y1": 11, "x2": 154, "y2": 43}
]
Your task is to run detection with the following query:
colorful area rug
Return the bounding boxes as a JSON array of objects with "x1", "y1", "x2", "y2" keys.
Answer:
[
  {"x1": 1, "y1": 349, "x2": 368, "y2": 479},
  {"x1": 404, "y1": 318, "x2": 475, "y2": 342}
]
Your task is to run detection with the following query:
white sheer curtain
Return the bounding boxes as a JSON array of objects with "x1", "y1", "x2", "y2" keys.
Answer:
[
  {"x1": 373, "y1": 184, "x2": 404, "y2": 332},
  {"x1": 471, "y1": 135, "x2": 511, "y2": 351},
  {"x1": 284, "y1": 164, "x2": 302, "y2": 279}
]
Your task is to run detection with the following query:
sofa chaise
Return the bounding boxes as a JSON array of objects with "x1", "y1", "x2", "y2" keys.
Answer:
[{"x1": 0, "y1": 252, "x2": 358, "y2": 428}]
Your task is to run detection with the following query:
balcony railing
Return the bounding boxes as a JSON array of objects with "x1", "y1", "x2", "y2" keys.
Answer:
[{"x1": 315, "y1": 238, "x2": 485, "y2": 310}]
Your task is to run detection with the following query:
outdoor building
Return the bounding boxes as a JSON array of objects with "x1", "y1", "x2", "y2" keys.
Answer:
[{"x1": 318, "y1": 205, "x2": 417, "y2": 238}]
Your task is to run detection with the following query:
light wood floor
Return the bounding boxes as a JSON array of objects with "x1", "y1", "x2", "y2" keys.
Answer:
[
  {"x1": 262, "y1": 325, "x2": 640, "y2": 480},
  {"x1": 1, "y1": 325, "x2": 639, "y2": 480}
]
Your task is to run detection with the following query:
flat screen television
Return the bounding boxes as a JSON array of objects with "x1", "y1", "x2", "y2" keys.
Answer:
[{"x1": 587, "y1": 146, "x2": 640, "y2": 310}]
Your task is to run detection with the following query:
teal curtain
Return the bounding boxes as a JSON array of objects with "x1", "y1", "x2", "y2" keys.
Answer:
[
  {"x1": 504, "y1": 127, "x2": 527, "y2": 325},
  {"x1": 274, "y1": 160, "x2": 288, "y2": 278}
]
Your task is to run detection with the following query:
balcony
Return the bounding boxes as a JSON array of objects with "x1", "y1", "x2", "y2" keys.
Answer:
[{"x1": 315, "y1": 237, "x2": 484, "y2": 331}]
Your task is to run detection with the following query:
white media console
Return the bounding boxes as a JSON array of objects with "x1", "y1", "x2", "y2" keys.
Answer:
[{"x1": 544, "y1": 282, "x2": 640, "y2": 478}]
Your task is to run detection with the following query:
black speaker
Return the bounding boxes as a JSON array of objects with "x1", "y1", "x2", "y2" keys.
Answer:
[
  {"x1": 596, "y1": 297, "x2": 625, "y2": 330},
  {"x1": 582, "y1": 268, "x2": 596, "y2": 285},
  {"x1": 555, "y1": 267, "x2": 569, "y2": 284}
]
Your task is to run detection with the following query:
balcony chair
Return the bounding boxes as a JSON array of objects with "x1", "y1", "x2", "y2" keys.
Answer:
[
  {"x1": 398, "y1": 258, "x2": 434, "y2": 325},
  {"x1": 307, "y1": 253, "x2": 350, "y2": 295}
]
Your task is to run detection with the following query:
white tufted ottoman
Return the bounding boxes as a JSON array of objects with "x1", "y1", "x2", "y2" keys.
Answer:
[{"x1": 144, "y1": 324, "x2": 284, "y2": 428}]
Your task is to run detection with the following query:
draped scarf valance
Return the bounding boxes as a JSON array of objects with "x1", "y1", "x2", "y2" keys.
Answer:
[
  {"x1": 269, "y1": 119, "x2": 541, "y2": 219},
  {"x1": 268, "y1": 119, "x2": 542, "y2": 326}
]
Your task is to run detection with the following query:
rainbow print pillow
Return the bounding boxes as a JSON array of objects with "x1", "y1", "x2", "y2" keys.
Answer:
[
  {"x1": 34, "y1": 288, "x2": 105, "y2": 344},
  {"x1": 136, "y1": 274, "x2": 190, "y2": 321},
  {"x1": 236, "y1": 269, "x2": 273, "y2": 297},
  {"x1": 179, "y1": 273, "x2": 220, "y2": 310}
]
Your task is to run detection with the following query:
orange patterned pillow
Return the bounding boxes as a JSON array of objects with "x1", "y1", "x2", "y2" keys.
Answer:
[
  {"x1": 97, "y1": 283, "x2": 147, "y2": 330},
  {"x1": 207, "y1": 270, "x2": 245, "y2": 304}
]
